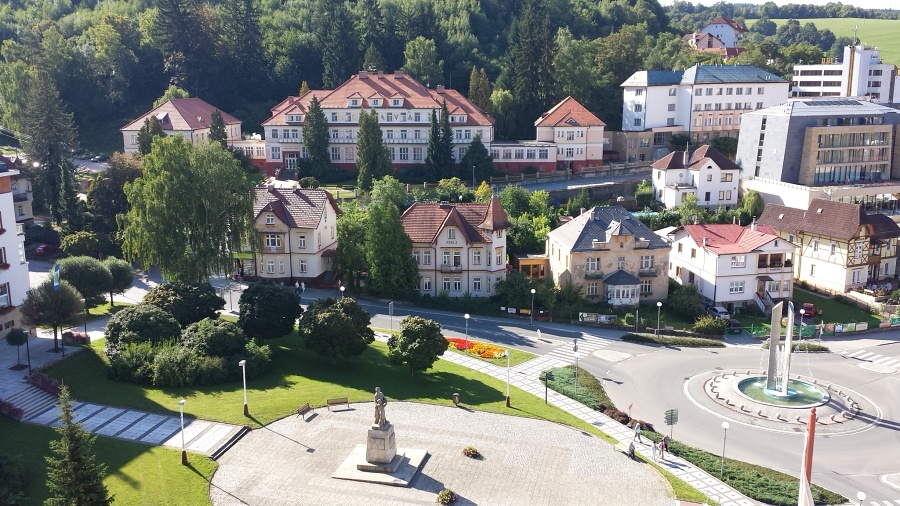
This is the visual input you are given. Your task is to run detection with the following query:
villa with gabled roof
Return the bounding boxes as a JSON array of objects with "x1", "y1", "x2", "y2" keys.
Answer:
[
  {"x1": 121, "y1": 98, "x2": 244, "y2": 154},
  {"x1": 400, "y1": 196, "x2": 509, "y2": 297}
]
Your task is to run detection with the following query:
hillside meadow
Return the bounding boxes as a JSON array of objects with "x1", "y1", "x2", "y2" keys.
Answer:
[{"x1": 772, "y1": 18, "x2": 900, "y2": 65}]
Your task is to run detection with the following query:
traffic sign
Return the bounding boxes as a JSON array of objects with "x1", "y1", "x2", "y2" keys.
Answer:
[{"x1": 664, "y1": 409, "x2": 678, "y2": 425}]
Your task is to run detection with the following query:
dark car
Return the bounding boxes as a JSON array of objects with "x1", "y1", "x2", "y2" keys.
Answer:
[
  {"x1": 34, "y1": 243, "x2": 58, "y2": 255},
  {"x1": 725, "y1": 319, "x2": 743, "y2": 335},
  {"x1": 91, "y1": 154, "x2": 109, "y2": 163}
]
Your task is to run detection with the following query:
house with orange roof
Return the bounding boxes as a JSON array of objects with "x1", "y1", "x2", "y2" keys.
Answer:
[
  {"x1": 650, "y1": 145, "x2": 740, "y2": 210},
  {"x1": 667, "y1": 222, "x2": 794, "y2": 314},
  {"x1": 261, "y1": 70, "x2": 494, "y2": 176},
  {"x1": 490, "y1": 96, "x2": 607, "y2": 173},
  {"x1": 246, "y1": 180, "x2": 341, "y2": 284},
  {"x1": 120, "y1": 98, "x2": 246, "y2": 154},
  {"x1": 399, "y1": 196, "x2": 509, "y2": 297}
]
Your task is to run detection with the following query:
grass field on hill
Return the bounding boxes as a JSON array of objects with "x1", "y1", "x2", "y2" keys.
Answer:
[{"x1": 772, "y1": 18, "x2": 900, "y2": 65}]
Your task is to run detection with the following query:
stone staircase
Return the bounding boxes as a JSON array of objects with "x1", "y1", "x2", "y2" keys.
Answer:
[{"x1": 3, "y1": 384, "x2": 59, "y2": 422}]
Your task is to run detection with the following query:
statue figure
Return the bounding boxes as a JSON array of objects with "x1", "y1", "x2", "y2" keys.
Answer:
[{"x1": 373, "y1": 387, "x2": 388, "y2": 427}]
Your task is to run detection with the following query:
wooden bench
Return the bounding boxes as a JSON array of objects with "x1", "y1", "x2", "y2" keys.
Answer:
[
  {"x1": 296, "y1": 402, "x2": 313, "y2": 420},
  {"x1": 326, "y1": 397, "x2": 350, "y2": 411}
]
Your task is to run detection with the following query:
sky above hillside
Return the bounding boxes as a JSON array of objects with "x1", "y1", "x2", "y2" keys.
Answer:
[{"x1": 658, "y1": 0, "x2": 892, "y2": 9}]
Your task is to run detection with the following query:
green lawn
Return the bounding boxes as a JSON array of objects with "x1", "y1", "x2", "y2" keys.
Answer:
[
  {"x1": 772, "y1": 18, "x2": 900, "y2": 65},
  {"x1": 792, "y1": 290, "x2": 882, "y2": 326},
  {"x1": 0, "y1": 417, "x2": 216, "y2": 506}
]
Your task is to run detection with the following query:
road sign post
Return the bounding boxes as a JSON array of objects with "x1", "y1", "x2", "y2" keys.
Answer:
[
  {"x1": 664, "y1": 408, "x2": 678, "y2": 439},
  {"x1": 389, "y1": 302, "x2": 394, "y2": 332}
]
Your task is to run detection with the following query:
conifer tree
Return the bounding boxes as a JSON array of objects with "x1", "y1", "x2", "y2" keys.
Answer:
[
  {"x1": 468, "y1": 66, "x2": 492, "y2": 113},
  {"x1": 506, "y1": 0, "x2": 554, "y2": 139},
  {"x1": 318, "y1": 0, "x2": 356, "y2": 88},
  {"x1": 299, "y1": 81, "x2": 309, "y2": 96},
  {"x1": 303, "y1": 95, "x2": 330, "y2": 179},
  {"x1": 363, "y1": 44, "x2": 385, "y2": 72},
  {"x1": 208, "y1": 109, "x2": 228, "y2": 148},
  {"x1": 438, "y1": 100, "x2": 455, "y2": 178},
  {"x1": 45, "y1": 386, "x2": 114, "y2": 506},
  {"x1": 136, "y1": 116, "x2": 166, "y2": 156},
  {"x1": 461, "y1": 134, "x2": 492, "y2": 187},
  {"x1": 356, "y1": 110, "x2": 392, "y2": 191},
  {"x1": 425, "y1": 109, "x2": 441, "y2": 182}
]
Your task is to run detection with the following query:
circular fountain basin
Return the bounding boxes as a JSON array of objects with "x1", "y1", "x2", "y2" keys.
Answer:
[{"x1": 736, "y1": 376, "x2": 829, "y2": 407}]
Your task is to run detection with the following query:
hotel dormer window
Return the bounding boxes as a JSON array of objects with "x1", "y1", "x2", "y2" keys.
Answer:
[
  {"x1": 372, "y1": 99, "x2": 382, "y2": 107},
  {"x1": 350, "y1": 99, "x2": 360, "y2": 107},
  {"x1": 392, "y1": 99, "x2": 401, "y2": 107}
]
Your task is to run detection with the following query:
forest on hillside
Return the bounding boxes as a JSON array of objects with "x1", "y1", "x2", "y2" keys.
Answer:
[{"x1": 0, "y1": 0, "x2": 896, "y2": 151}]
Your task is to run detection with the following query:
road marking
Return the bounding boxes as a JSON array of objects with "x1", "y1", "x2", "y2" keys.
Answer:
[
  {"x1": 845, "y1": 350, "x2": 867, "y2": 358},
  {"x1": 872, "y1": 356, "x2": 896, "y2": 365},
  {"x1": 856, "y1": 352, "x2": 877, "y2": 360}
]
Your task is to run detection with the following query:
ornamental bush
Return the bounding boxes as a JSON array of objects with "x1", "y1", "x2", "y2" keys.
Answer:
[
  {"x1": 242, "y1": 340, "x2": 273, "y2": 380},
  {"x1": 151, "y1": 343, "x2": 199, "y2": 387},
  {"x1": 692, "y1": 314, "x2": 727, "y2": 335},
  {"x1": 105, "y1": 304, "x2": 181, "y2": 357},
  {"x1": 181, "y1": 318, "x2": 248, "y2": 358},
  {"x1": 108, "y1": 342, "x2": 156, "y2": 384},
  {"x1": 143, "y1": 282, "x2": 224, "y2": 327}
]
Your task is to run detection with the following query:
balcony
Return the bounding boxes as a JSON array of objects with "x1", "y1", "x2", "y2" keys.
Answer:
[
  {"x1": 440, "y1": 264, "x2": 463, "y2": 273},
  {"x1": 639, "y1": 268, "x2": 657, "y2": 277},
  {"x1": 584, "y1": 270, "x2": 604, "y2": 279},
  {"x1": 12, "y1": 192, "x2": 29, "y2": 202},
  {"x1": 16, "y1": 224, "x2": 23, "y2": 235},
  {"x1": 384, "y1": 137, "x2": 427, "y2": 144},
  {"x1": 263, "y1": 246, "x2": 286, "y2": 254}
]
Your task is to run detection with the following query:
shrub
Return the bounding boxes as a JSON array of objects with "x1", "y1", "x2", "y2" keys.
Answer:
[
  {"x1": 603, "y1": 407, "x2": 631, "y2": 425},
  {"x1": 621, "y1": 332, "x2": 725, "y2": 347},
  {"x1": 151, "y1": 343, "x2": 199, "y2": 387},
  {"x1": 108, "y1": 342, "x2": 156, "y2": 384},
  {"x1": 462, "y1": 446, "x2": 481, "y2": 458},
  {"x1": 242, "y1": 340, "x2": 273, "y2": 380},
  {"x1": 193, "y1": 355, "x2": 228, "y2": 385},
  {"x1": 181, "y1": 318, "x2": 248, "y2": 357},
  {"x1": 692, "y1": 314, "x2": 727, "y2": 335},
  {"x1": 60, "y1": 231, "x2": 100, "y2": 257},
  {"x1": 298, "y1": 176, "x2": 320, "y2": 188},
  {"x1": 143, "y1": 282, "x2": 225, "y2": 327},
  {"x1": 436, "y1": 489, "x2": 457, "y2": 505},
  {"x1": 0, "y1": 454, "x2": 28, "y2": 504},
  {"x1": 105, "y1": 304, "x2": 181, "y2": 357},
  {"x1": 238, "y1": 281, "x2": 302, "y2": 340},
  {"x1": 667, "y1": 283, "x2": 703, "y2": 321}
]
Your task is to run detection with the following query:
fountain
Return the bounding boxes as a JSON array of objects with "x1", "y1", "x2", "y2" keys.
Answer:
[{"x1": 738, "y1": 301, "x2": 827, "y2": 406}]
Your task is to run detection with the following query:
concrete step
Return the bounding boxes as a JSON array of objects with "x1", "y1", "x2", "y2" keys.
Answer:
[{"x1": 3, "y1": 384, "x2": 59, "y2": 421}]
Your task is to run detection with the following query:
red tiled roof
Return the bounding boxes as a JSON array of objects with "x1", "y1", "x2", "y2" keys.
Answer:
[
  {"x1": 682, "y1": 224, "x2": 780, "y2": 255},
  {"x1": 122, "y1": 98, "x2": 242, "y2": 131},
  {"x1": 707, "y1": 16, "x2": 748, "y2": 32},
  {"x1": 253, "y1": 187, "x2": 341, "y2": 229},
  {"x1": 263, "y1": 71, "x2": 493, "y2": 127},
  {"x1": 651, "y1": 145, "x2": 739, "y2": 171},
  {"x1": 758, "y1": 199, "x2": 900, "y2": 242},
  {"x1": 535, "y1": 96, "x2": 605, "y2": 127},
  {"x1": 400, "y1": 196, "x2": 509, "y2": 245}
]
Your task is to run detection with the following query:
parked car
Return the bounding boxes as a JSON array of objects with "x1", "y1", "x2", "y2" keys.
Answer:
[
  {"x1": 801, "y1": 302, "x2": 817, "y2": 318},
  {"x1": 725, "y1": 319, "x2": 743, "y2": 335},
  {"x1": 707, "y1": 306, "x2": 730, "y2": 320},
  {"x1": 34, "y1": 243, "x2": 58, "y2": 255},
  {"x1": 91, "y1": 154, "x2": 109, "y2": 162}
]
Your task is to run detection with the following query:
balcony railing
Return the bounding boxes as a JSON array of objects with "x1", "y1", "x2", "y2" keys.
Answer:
[
  {"x1": 639, "y1": 268, "x2": 657, "y2": 277},
  {"x1": 12, "y1": 192, "x2": 29, "y2": 202},
  {"x1": 440, "y1": 264, "x2": 463, "y2": 273},
  {"x1": 584, "y1": 271, "x2": 604, "y2": 279},
  {"x1": 263, "y1": 246, "x2": 285, "y2": 254}
]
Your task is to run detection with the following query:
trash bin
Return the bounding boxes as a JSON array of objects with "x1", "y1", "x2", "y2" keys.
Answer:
[{"x1": 452, "y1": 393, "x2": 460, "y2": 406}]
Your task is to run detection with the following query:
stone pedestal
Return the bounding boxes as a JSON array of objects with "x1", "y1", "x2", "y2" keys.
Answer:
[{"x1": 358, "y1": 423, "x2": 401, "y2": 472}]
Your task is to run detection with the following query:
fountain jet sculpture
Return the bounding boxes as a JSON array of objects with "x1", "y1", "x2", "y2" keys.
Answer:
[{"x1": 765, "y1": 301, "x2": 798, "y2": 395}]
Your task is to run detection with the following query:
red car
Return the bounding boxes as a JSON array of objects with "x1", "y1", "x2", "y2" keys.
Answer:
[{"x1": 34, "y1": 244, "x2": 58, "y2": 255}]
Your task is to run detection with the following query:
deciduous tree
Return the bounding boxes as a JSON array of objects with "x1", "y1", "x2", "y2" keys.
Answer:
[
  {"x1": 56, "y1": 256, "x2": 113, "y2": 309},
  {"x1": 365, "y1": 199, "x2": 418, "y2": 299},
  {"x1": 153, "y1": 84, "x2": 189, "y2": 108},
  {"x1": 88, "y1": 152, "x2": 142, "y2": 248},
  {"x1": 121, "y1": 136, "x2": 256, "y2": 283},
  {"x1": 335, "y1": 203, "x2": 368, "y2": 291},
  {"x1": 238, "y1": 280, "x2": 302, "y2": 340},
  {"x1": 388, "y1": 316, "x2": 446, "y2": 375},
  {"x1": 20, "y1": 279, "x2": 84, "y2": 352},
  {"x1": 143, "y1": 282, "x2": 224, "y2": 327},
  {"x1": 4, "y1": 328, "x2": 28, "y2": 368},
  {"x1": 298, "y1": 297, "x2": 374, "y2": 364},
  {"x1": 499, "y1": 185, "x2": 530, "y2": 219},
  {"x1": 474, "y1": 181, "x2": 493, "y2": 203},
  {"x1": 402, "y1": 36, "x2": 443, "y2": 86},
  {"x1": 60, "y1": 231, "x2": 100, "y2": 258},
  {"x1": 103, "y1": 257, "x2": 134, "y2": 307}
]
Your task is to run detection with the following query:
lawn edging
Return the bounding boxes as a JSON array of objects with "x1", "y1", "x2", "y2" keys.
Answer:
[{"x1": 621, "y1": 332, "x2": 725, "y2": 347}]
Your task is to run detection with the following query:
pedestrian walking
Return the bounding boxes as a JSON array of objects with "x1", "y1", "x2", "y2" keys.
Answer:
[
  {"x1": 633, "y1": 422, "x2": 642, "y2": 443},
  {"x1": 657, "y1": 441, "x2": 665, "y2": 461},
  {"x1": 661, "y1": 434, "x2": 670, "y2": 457},
  {"x1": 300, "y1": 281, "x2": 306, "y2": 294},
  {"x1": 651, "y1": 439, "x2": 658, "y2": 461},
  {"x1": 294, "y1": 282, "x2": 301, "y2": 295}
]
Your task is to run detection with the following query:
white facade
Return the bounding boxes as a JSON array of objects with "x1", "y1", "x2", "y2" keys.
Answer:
[
  {"x1": 700, "y1": 20, "x2": 745, "y2": 48},
  {"x1": 651, "y1": 146, "x2": 740, "y2": 210},
  {"x1": 668, "y1": 225, "x2": 794, "y2": 311},
  {"x1": 0, "y1": 165, "x2": 31, "y2": 332},
  {"x1": 121, "y1": 98, "x2": 243, "y2": 154},
  {"x1": 791, "y1": 46, "x2": 900, "y2": 103}
]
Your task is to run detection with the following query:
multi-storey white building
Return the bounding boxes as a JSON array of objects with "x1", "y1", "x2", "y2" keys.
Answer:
[
  {"x1": 121, "y1": 98, "x2": 243, "y2": 154},
  {"x1": 400, "y1": 197, "x2": 509, "y2": 297},
  {"x1": 262, "y1": 70, "x2": 494, "y2": 174},
  {"x1": 791, "y1": 45, "x2": 900, "y2": 103},
  {"x1": 619, "y1": 64, "x2": 789, "y2": 161},
  {"x1": 667, "y1": 223, "x2": 794, "y2": 314},
  {"x1": 699, "y1": 16, "x2": 747, "y2": 48},
  {"x1": 0, "y1": 159, "x2": 31, "y2": 332},
  {"x1": 651, "y1": 145, "x2": 740, "y2": 210}
]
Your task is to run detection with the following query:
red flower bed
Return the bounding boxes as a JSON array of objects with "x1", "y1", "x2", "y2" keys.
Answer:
[
  {"x1": 446, "y1": 337, "x2": 473, "y2": 351},
  {"x1": 0, "y1": 398, "x2": 24, "y2": 420},
  {"x1": 28, "y1": 372, "x2": 62, "y2": 397}
]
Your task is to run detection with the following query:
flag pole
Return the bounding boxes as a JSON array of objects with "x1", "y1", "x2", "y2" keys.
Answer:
[{"x1": 804, "y1": 407, "x2": 816, "y2": 483}]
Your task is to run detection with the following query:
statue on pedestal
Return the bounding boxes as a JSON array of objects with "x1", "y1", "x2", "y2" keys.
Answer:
[{"x1": 373, "y1": 387, "x2": 388, "y2": 427}]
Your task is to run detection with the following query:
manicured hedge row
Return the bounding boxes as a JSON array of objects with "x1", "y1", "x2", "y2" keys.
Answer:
[{"x1": 621, "y1": 333, "x2": 725, "y2": 347}]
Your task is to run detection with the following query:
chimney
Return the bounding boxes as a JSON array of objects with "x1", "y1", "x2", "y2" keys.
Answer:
[
  {"x1": 394, "y1": 70, "x2": 405, "y2": 78},
  {"x1": 436, "y1": 85, "x2": 445, "y2": 94},
  {"x1": 750, "y1": 217, "x2": 757, "y2": 231},
  {"x1": 580, "y1": 207, "x2": 586, "y2": 216},
  {"x1": 359, "y1": 71, "x2": 368, "y2": 79},
  {"x1": 682, "y1": 150, "x2": 688, "y2": 166},
  {"x1": 377, "y1": 70, "x2": 384, "y2": 78},
  {"x1": 692, "y1": 214, "x2": 698, "y2": 225},
  {"x1": 702, "y1": 237, "x2": 708, "y2": 247}
]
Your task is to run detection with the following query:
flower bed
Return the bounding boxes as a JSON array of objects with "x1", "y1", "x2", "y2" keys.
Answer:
[
  {"x1": 62, "y1": 330, "x2": 89, "y2": 345},
  {"x1": 436, "y1": 488, "x2": 457, "y2": 505},
  {"x1": 445, "y1": 337, "x2": 505, "y2": 359},
  {"x1": 28, "y1": 371, "x2": 62, "y2": 397},
  {"x1": 0, "y1": 398, "x2": 24, "y2": 420}
]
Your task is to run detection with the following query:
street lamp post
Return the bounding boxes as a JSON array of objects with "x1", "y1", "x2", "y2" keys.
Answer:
[
  {"x1": 720, "y1": 421, "x2": 729, "y2": 478},
  {"x1": 464, "y1": 313, "x2": 470, "y2": 353},
  {"x1": 573, "y1": 340, "x2": 579, "y2": 397},
  {"x1": 656, "y1": 301, "x2": 663, "y2": 336},
  {"x1": 530, "y1": 288, "x2": 536, "y2": 325},
  {"x1": 82, "y1": 298, "x2": 88, "y2": 336},
  {"x1": 340, "y1": 285, "x2": 345, "y2": 300},
  {"x1": 179, "y1": 399, "x2": 188, "y2": 465},
  {"x1": 504, "y1": 349, "x2": 511, "y2": 407},
  {"x1": 856, "y1": 491, "x2": 866, "y2": 506},
  {"x1": 544, "y1": 371, "x2": 554, "y2": 404},
  {"x1": 239, "y1": 359, "x2": 248, "y2": 417},
  {"x1": 472, "y1": 165, "x2": 476, "y2": 189},
  {"x1": 799, "y1": 309, "x2": 806, "y2": 339}
]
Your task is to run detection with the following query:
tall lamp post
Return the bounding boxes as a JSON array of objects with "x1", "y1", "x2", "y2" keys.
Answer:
[
  {"x1": 573, "y1": 340, "x2": 579, "y2": 397},
  {"x1": 656, "y1": 301, "x2": 663, "y2": 336},
  {"x1": 799, "y1": 308, "x2": 806, "y2": 339},
  {"x1": 82, "y1": 298, "x2": 88, "y2": 336},
  {"x1": 239, "y1": 359, "x2": 248, "y2": 417},
  {"x1": 464, "y1": 313, "x2": 470, "y2": 353},
  {"x1": 340, "y1": 285, "x2": 345, "y2": 300},
  {"x1": 720, "y1": 421, "x2": 729, "y2": 478},
  {"x1": 504, "y1": 349, "x2": 511, "y2": 407},
  {"x1": 472, "y1": 165, "x2": 476, "y2": 189},
  {"x1": 179, "y1": 399, "x2": 188, "y2": 465},
  {"x1": 856, "y1": 492, "x2": 866, "y2": 506},
  {"x1": 530, "y1": 288, "x2": 536, "y2": 325}
]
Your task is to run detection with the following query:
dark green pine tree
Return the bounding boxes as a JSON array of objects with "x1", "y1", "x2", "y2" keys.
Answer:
[
  {"x1": 303, "y1": 95, "x2": 330, "y2": 179},
  {"x1": 208, "y1": 109, "x2": 228, "y2": 148},
  {"x1": 355, "y1": 110, "x2": 392, "y2": 191},
  {"x1": 363, "y1": 43, "x2": 385, "y2": 72},
  {"x1": 425, "y1": 109, "x2": 441, "y2": 182},
  {"x1": 137, "y1": 116, "x2": 166, "y2": 156},
  {"x1": 21, "y1": 72, "x2": 78, "y2": 226},
  {"x1": 355, "y1": 0, "x2": 386, "y2": 58},
  {"x1": 318, "y1": 0, "x2": 357, "y2": 88},
  {"x1": 460, "y1": 134, "x2": 492, "y2": 186},
  {"x1": 365, "y1": 199, "x2": 419, "y2": 300},
  {"x1": 468, "y1": 66, "x2": 492, "y2": 113},
  {"x1": 61, "y1": 161, "x2": 83, "y2": 231},
  {"x1": 438, "y1": 100, "x2": 454, "y2": 179},
  {"x1": 45, "y1": 386, "x2": 114, "y2": 506},
  {"x1": 506, "y1": 0, "x2": 554, "y2": 139},
  {"x1": 220, "y1": 0, "x2": 264, "y2": 86},
  {"x1": 152, "y1": 0, "x2": 216, "y2": 93}
]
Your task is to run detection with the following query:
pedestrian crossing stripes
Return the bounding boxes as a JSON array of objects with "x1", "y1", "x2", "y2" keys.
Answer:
[
  {"x1": 867, "y1": 500, "x2": 900, "y2": 505},
  {"x1": 839, "y1": 349, "x2": 900, "y2": 368},
  {"x1": 546, "y1": 333, "x2": 615, "y2": 363}
]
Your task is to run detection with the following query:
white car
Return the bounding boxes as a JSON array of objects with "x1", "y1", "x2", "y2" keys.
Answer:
[{"x1": 707, "y1": 306, "x2": 730, "y2": 320}]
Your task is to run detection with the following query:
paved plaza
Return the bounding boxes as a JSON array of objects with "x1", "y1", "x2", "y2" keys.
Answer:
[{"x1": 210, "y1": 401, "x2": 674, "y2": 506}]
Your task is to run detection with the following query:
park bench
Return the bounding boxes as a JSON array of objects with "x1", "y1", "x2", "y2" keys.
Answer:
[
  {"x1": 326, "y1": 397, "x2": 350, "y2": 411},
  {"x1": 296, "y1": 402, "x2": 313, "y2": 420}
]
